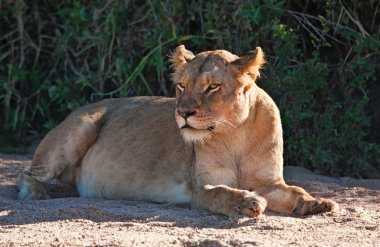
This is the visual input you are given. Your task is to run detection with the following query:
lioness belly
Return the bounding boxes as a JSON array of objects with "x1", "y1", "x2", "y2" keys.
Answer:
[
  {"x1": 75, "y1": 97, "x2": 193, "y2": 203},
  {"x1": 77, "y1": 162, "x2": 192, "y2": 203}
]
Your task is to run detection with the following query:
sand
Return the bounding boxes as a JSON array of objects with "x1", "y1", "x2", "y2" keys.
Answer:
[{"x1": 0, "y1": 153, "x2": 379, "y2": 246}]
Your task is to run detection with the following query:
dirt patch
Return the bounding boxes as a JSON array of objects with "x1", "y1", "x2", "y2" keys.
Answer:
[{"x1": 1, "y1": 153, "x2": 379, "y2": 246}]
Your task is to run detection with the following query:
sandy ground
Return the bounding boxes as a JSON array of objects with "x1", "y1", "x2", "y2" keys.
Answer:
[{"x1": 0, "y1": 153, "x2": 379, "y2": 247}]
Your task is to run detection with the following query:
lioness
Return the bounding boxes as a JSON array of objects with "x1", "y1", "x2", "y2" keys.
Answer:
[{"x1": 17, "y1": 45, "x2": 337, "y2": 217}]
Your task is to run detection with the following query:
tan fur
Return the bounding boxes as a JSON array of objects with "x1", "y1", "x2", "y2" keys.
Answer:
[{"x1": 16, "y1": 46, "x2": 338, "y2": 217}]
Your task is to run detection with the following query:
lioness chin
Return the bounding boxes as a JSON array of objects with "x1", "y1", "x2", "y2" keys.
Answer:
[{"x1": 16, "y1": 45, "x2": 337, "y2": 217}]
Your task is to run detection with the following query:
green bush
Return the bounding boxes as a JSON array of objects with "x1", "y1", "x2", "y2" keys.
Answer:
[{"x1": 1, "y1": 0, "x2": 379, "y2": 178}]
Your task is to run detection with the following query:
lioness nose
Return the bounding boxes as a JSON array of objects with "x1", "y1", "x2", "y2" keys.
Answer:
[{"x1": 177, "y1": 109, "x2": 197, "y2": 119}]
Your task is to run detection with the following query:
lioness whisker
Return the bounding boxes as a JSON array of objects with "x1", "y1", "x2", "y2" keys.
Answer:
[
  {"x1": 233, "y1": 112, "x2": 243, "y2": 125},
  {"x1": 213, "y1": 118, "x2": 237, "y2": 129}
]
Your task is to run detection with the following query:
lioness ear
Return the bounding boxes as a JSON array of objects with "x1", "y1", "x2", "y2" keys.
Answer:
[
  {"x1": 169, "y1": 45, "x2": 195, "y2": 69},
  {"x1": 229, "y1": 47, "x2": 265, "y2": 79}
]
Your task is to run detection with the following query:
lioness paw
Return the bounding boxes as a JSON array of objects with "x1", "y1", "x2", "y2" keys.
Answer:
[
  {"x1": 16, "y1": 173, "x2": 49, "y2": 200},
  {"x1": 236, "y1": 192, "x2": 267, "y2": 217},
  {"x1": 293, "y1": 197, "x2": 338, "y2": 216}
]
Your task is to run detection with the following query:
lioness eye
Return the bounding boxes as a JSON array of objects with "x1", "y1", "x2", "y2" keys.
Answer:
[
  {"x1": 176, "y1": 83, "x2": 185, "y2": 92},
  {"x1": 206, "y1": 84, "x2": 220, "y2": 93}
]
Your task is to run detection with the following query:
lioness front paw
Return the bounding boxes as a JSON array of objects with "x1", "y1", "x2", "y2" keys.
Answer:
[
  {"x1": 293, "y1": 197, "x2": 338, "y2": 216},
  {"x1": 236, "y1": 192, "x2": 267, "y2": 217}
]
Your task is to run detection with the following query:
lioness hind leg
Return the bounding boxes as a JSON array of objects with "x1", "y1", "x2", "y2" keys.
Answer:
[
  {"x1": 17, "y1": 105, "x2": 107, "y2": 200},
  {"x1": 16, "y1": 172, "x2": 49, "y2": 200},
  {"x1": 260, "y1": 182, "x2": 338, "y2": 216}
]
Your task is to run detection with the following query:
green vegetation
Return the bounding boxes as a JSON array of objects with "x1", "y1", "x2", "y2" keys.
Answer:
[{"x1": 1, "y1": 0, "x2": 379, "y2": 178}]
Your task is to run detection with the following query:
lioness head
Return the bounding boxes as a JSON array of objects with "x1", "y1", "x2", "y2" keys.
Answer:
[{"x1": 170, "y1": 45, "x2": 265, "y2": 143}]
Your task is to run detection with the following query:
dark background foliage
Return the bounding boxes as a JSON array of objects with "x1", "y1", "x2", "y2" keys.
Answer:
[{"x1": 1, "y1": 0, "x2": 379, "y2": 178}]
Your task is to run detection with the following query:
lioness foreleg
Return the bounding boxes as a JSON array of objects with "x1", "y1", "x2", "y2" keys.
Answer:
[
  {"x1": 193, "y1": 185, "x2": 267, "y2": 217},
  {"x1": 258, "y1": 182, "x2": 338, "y2": 216},
  {"x1": 192, "y1": 161, "x2": 267, "y2": 217}
]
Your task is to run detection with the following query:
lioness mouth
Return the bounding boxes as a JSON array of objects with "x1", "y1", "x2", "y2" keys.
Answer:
[
  {"x1": 181, "y1": 124, "x2": 215, "y2": 132},
  {"x1": 181, "y1": 123, "x2": 195, "y2": 129},
  {"x1": 207, "y1": 126, "x2": 215, "y2": 131}
]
